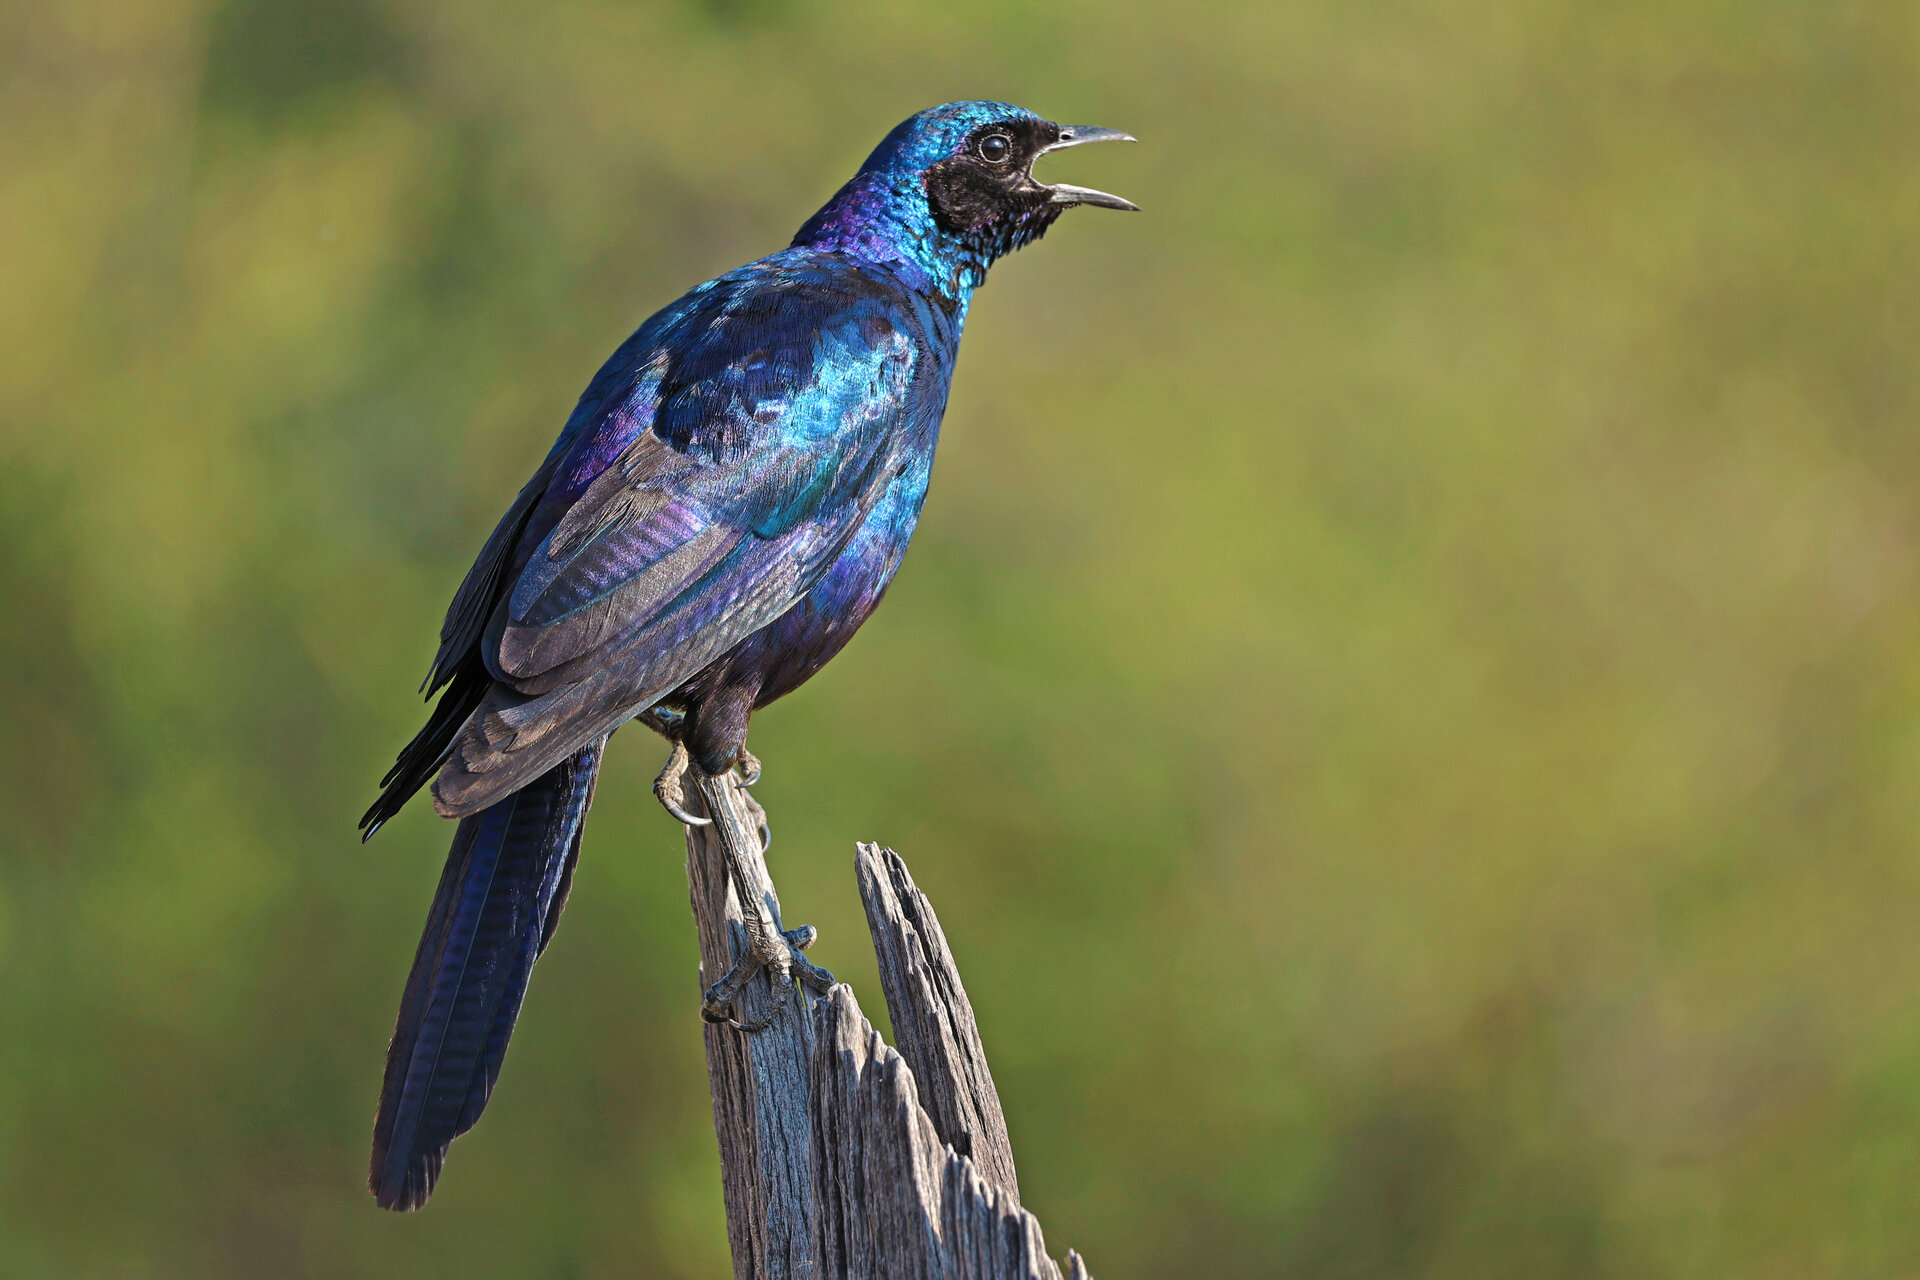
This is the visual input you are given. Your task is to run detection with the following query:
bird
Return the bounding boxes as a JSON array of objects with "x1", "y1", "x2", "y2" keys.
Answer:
[{"x1": 359, "y1": 100, "x2": 1135, "y2": 1212}]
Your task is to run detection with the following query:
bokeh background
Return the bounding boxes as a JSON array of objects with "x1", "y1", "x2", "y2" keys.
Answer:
[{"x1": 5, "y1": 1, "x2": 1920, "y2": 1275}]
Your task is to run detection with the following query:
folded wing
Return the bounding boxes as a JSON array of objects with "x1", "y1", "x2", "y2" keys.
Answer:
[{"x1": 424, "y1": 264, "x2": 926, "y2": 818}]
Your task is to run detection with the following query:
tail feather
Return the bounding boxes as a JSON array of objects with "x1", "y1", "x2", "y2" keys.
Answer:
[
  {"x1": 370, "y1": 734, "x2": 606, "y2": 1211},
  {"x1": 454, "y1": 761, "x2": 595, "y2": 1137}
]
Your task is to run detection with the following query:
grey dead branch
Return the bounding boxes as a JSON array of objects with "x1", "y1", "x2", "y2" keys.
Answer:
[{"x1": 681, "y1": 769, "x2": 1091, "y2": 1280}]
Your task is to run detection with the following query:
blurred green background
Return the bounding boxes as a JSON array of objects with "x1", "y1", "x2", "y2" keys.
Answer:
[{"x1": 4, "y1": 0, "x2": 1919, "y2": 1275}]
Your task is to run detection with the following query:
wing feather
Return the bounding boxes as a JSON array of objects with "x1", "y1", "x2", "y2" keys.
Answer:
[{"x1": 423, "y1": 262, "x2": 924, "y2": 818}]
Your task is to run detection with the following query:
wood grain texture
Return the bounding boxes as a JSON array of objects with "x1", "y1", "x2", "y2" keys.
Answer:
[
  {"x1": 810, "y1": 984, "x2": 1087, "y2": 1280},
  {"x1": 682, "y1": 771, "x2": 819, "y2": 1280},
  {"x1": 855, "y1": 842, "x2": 1021, "y2": 1201},
  {"x1": 678, "y1": 792, "x2": 1091, "y2": 1279}
]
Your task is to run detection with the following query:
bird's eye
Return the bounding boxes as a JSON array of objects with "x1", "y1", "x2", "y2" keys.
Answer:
[{"x1": 977, "y1": 133, "x2": 1012, "y2": 164}]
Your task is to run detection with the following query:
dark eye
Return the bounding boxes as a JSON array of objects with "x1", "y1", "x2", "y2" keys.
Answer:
[{"x1": 977, "y1": 133, "x2": 1011, "y2": 163}]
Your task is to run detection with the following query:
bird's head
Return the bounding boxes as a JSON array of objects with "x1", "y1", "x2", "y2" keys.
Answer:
[{"x1": 794, "y1": 101, "x2": 1136, "y2": 294}]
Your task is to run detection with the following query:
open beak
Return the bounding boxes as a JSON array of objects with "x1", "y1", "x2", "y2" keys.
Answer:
[{"x1": 1036, "y1": 125, "x2": 1139, "y2": 211}]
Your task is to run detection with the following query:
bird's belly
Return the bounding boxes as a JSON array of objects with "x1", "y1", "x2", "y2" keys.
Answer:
[{"x1": 755, "y1": 469, "x2": 928, "y2": 706}]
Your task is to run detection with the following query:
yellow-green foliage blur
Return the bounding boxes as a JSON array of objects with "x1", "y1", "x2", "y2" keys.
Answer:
[{"x1": 5, "y1": 1, "x2": 1919, "y2": 1276}]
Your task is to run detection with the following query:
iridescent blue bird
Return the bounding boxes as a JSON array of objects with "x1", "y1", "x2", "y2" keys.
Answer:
[{"x1": 361, "y1": 101, "x2": 1135, "y2": 1210}]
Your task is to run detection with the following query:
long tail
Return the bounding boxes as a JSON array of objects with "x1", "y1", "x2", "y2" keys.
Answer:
[{"x1": 370, "y1": 734, "x2": 606, "y2": 1210}]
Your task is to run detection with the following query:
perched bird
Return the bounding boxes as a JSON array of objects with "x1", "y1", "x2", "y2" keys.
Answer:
[{"x1": 360, "y1": 101, "x2": 1135, "y2": 1211}]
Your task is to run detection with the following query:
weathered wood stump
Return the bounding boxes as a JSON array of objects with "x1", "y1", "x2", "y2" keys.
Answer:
[{"x1": 682, "y1": 770, "x2": 1090, "y2": 1280}]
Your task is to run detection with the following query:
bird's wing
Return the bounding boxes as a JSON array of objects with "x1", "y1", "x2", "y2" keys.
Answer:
[
  {"x1": 429, "y1": 263, "x2": 926, "y2": 817},
  {"x1": 360, "y1": 320, "x2": 680, "y2": 838}
]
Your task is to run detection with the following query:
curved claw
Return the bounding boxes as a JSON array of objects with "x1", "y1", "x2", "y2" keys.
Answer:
[
  {"x1": 659, "y1": 793, "x2": 711, "y2": 828},
  {"x1": 733, "y1": 750, "x2": 762, "y2": 787},
  {"x1": 654, "y1": 739, "x2": 712, "y2": 827}
]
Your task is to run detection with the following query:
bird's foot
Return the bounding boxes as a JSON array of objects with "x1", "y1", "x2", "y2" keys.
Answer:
[
  {"x1": 637, "y1": 705, "x2": 686, "y2": 739},
  {"x1": 733, "y1": 749, "x2": 762, "y2": 787},
  {"x1": 702, "y1": 923, "x2": 834, "y2": 1032},
  {"x1": 653, "y1": 739, "x2": 710, "y2": 827}
]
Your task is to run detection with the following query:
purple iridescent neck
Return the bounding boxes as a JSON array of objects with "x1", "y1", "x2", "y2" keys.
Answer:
[{"x1": 791, "y1": 172, "x2": 988, "y2": 299}]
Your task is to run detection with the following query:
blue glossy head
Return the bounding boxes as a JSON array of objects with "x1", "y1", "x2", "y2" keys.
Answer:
[
  {"x1": 793, "y1": 101, "x2": 1136, "y2": 295},
  {"x1": 857, "y1": 101, "x2": 1042, "y2": 180}
]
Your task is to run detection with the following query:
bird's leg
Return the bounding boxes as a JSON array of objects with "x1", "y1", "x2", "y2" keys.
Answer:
[
  {"x1": 691, "y1": 767, "x2": 833, "y2": 1032},
  {"x1": 646, "y1": 706, "x2": 713, "y2": 826},
  {"x1": 653, "y1": 737, "x2": 770, "y2": 849},
  {"x1": 728, "y1": 749, "x2": 766, "y2": 850},
  {"x1": 653, "y1": 738, "x2": 711, "y2": 828},
  {"x1": 645, "y1": 706, "x2": 759, "y2": 822}
]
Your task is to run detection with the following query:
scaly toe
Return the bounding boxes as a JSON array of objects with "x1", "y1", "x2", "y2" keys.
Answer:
[
  {"x1": 637, "y1": 705, "x2": 686, "y2": 739},
  {"x1": 793, "y1": 953, "x2": 835, "y2": 995},
  {"x1": 702, "y1": 962, "x2": 793, "y2": 1032},
  {"x1": 699, "y1": 929, "x2": 828, "y2": 1030},
  {"x1": 653, "y1": 739, "x2": 712, "y2": 827}
]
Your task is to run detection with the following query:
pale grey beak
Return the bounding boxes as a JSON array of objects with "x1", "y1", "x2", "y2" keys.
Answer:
[
  {"x1": 1036, "y1": 125, "x2": 1138, "y2": 211},
  {"x1": 1044, "y1": 125, "x2": 1138, "y2": 152}
]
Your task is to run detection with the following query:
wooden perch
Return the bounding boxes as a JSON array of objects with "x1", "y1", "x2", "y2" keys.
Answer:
[
  {"x1": 681, "y1": 773, "x2": 1089, "y2": 1280},
  {"x1": 854, "y1": 842, "x2": 1021, "y2": 1202},
  {"x1": 811, "y1": 985, "x2": 1088, "y2": 1280},
  {"x1": 682, "y1": 771, "x2": 819, "y2": 1279}
]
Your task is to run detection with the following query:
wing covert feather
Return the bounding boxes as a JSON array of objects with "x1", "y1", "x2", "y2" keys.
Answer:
[{"x1": 428, "y1": 261, "x2": 928, "y2": 817}]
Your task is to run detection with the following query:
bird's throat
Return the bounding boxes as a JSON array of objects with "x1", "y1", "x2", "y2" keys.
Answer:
[{"x1": 791, "y1": 172, "x2": 989, "y2": 301}]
